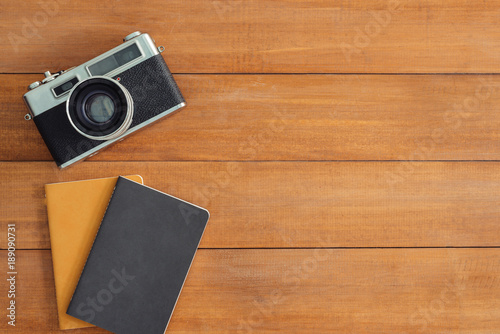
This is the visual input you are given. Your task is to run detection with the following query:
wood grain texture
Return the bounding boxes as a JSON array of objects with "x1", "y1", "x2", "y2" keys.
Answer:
[
  {"x1": 3, "y1": 74, "x2": 500, "y2": 161},
  {"x1": 2, "y1": 0, "x2": 499, "y2": 332},
  {"x1": 2, "y1": 249, "x2": 500, "y2": 333},
  {"x1": 3, "y1": 0, "x2": 500, "y2": 73},
  {"x1": 1, "y1": 161, "x2": 498, "y2": 250}
]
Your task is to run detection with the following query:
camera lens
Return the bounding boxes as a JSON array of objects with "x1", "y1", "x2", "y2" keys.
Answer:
[
  {"x1": 67, "y1": 77, "x2": 133, "y2": 141},
  {"x1": 84, "y1": 93, "x2": 115, "y2": 123}
]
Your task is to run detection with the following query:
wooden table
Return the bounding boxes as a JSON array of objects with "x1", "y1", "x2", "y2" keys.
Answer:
[{"x1": 1, "y1": 1, "x2": 499, "y2": 333}]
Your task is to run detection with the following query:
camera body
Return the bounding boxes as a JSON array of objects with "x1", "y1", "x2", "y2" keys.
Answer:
[{"x1": 23, "y1": 32, "x2": 185, "y2": 168}]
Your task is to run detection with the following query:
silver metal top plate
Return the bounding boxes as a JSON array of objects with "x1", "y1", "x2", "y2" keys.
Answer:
[{"x1": 23, "y1": 33, "x2": 160, "y2": 117}]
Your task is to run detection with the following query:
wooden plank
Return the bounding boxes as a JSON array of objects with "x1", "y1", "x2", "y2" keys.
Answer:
[
  {"x1": 1, "y1": 161, "x2": 498, "y2": 250},
  {"x1": 3, "y1": 1, "x2": 500, "y2": 73},
  {"x1": 3, "y1": 74, "x2": 500, "y2": 162},
  {"x1": 2, "y1": 249, "x2": 500, "y2": 333}
]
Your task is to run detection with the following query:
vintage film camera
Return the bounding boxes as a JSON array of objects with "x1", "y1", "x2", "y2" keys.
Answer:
[{"x1": 23, "y1": 32, "x2": 185, "y2": 168}]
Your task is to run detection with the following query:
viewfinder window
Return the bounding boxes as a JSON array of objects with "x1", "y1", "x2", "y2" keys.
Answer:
[{"x1": 88, "y1": 44, "x2": 142, "y2": 76}]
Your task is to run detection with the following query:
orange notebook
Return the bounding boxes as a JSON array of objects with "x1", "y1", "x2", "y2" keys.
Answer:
[{"x1": 45, "y1": 175, "x2": 143, "y2": 330}]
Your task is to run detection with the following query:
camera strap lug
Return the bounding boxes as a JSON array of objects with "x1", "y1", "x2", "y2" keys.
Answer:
[
  {"x1": 157, "y1": 46, "x2": 165, "y2": 53},
  {"x1": 24, "y1": 113, "x2": 32, "y2": 121}
]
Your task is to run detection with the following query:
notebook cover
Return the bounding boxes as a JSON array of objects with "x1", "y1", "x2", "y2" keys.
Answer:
[
  {"x1": 66, "y1": 176, "x2": 210, "y2": 334},
  {"x1": 45, "y1": 175, "x2": 144, "y2": 330}
]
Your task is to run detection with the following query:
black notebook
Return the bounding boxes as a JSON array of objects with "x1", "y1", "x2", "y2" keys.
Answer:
[{"x1": 66, "y1": 177, "x2": 209, "y2": 334}]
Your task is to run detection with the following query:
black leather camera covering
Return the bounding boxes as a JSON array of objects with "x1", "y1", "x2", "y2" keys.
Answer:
[{"x1": 33, "y1": 54, "x2": 185, "y2": 166}]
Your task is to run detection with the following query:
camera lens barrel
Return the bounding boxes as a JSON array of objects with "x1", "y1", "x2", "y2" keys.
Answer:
[{"x1": 66, "y1": 76, "x2": 133, "y2": 141}]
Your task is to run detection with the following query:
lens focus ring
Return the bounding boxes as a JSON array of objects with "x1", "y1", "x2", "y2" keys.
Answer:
[{"x1": 66, "y1": 76, "x2": 133, "y2": 141}]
